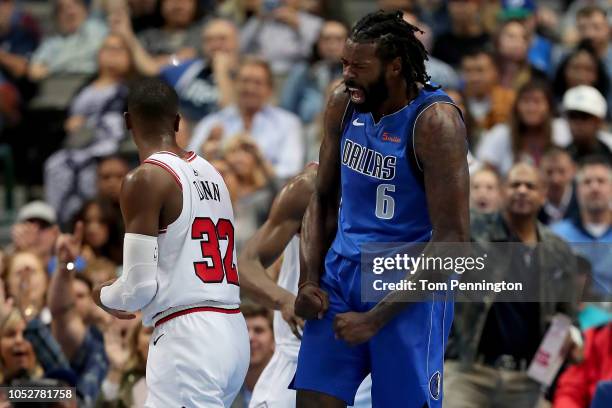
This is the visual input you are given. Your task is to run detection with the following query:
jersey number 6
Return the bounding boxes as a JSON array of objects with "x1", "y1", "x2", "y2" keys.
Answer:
[{"x1": 191, "y1": 217, "x2": 239, "y2": 286}]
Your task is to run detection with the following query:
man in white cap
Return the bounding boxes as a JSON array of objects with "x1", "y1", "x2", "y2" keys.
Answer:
[
  {"x1": 10, "y1": 200, "x2": 60, "y2": 267},
  {"x1": 563, "y1": 85, "x2": 612, "y2": 163}
]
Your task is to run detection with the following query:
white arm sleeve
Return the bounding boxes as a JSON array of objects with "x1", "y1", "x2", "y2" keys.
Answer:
[{"x1": 100, "y1": 233, "x2": 159, "y2": 312}]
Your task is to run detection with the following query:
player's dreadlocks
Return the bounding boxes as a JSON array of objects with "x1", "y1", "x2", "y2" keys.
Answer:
[{"x1": 350, "y1": 10, "x2": 431, "y2": 88}]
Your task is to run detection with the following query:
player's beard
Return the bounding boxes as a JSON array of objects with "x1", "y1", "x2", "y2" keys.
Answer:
[{"x1": 351, "y1": 70, "x2": 389, "y2": 114}]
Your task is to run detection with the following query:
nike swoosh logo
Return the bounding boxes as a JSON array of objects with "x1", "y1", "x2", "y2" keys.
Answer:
[
  {"x1": 352, "y1": 118, "x2": 365, "y2": 126},
  {"x1": 153, "y1": 333, "x2": 165, "y2": 346}
]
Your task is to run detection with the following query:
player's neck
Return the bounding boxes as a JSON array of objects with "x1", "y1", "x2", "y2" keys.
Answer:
[
  {"x1": 372, "y1": 83, "x2": 417, "y2": 122},
  {"x1": 136, "y1": 134, "x2": 184, "y2": 162}
]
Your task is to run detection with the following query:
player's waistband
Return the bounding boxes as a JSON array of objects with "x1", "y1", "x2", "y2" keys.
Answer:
[{"x1": 152, "y1": 301, "x2": 241, "y2": 327}]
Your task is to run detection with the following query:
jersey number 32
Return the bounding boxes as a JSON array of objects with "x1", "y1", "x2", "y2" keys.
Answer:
[{"x1": 191, "y1": 217, "x2": 239, "y2": 286}]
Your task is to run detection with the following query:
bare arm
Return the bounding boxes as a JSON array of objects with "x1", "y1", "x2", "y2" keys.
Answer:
[
  {"x1": 300, "y1": 85, "x2": 347, "y2": 285},
  {"x1": 239, "y1": 170, "x2": 315, "y2": 309},
  {"x1": 48, "y1": 223, "x2": 87, "y2": 361},
  {"x1": 369, "y1": 102, "x2": 470, "y2": 324}
]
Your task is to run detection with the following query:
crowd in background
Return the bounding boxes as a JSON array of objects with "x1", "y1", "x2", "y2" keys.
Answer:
[{"x1": 0, "y1": 0, "x2": 611, "y2": 407}]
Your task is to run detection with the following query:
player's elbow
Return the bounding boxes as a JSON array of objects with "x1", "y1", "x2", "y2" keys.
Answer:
[{"x1": 101, "y1": 277, "x2": 158, "y2": 312}]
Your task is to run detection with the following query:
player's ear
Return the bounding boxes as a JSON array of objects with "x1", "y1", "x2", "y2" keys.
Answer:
[
  {"x1": 174, "y1": 114, "x2": 181, "y2": 133},
  {"x1": 390, "y1": 56, "x2": 402, "y2": 77},
  {"x1": 124, "y1": 112, "x2": 132, "y2": 131}
]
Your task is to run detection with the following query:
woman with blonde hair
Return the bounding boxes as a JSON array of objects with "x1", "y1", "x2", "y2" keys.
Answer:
[
  {"x1": 223, "y1": 135, "x2": 277, "y2": 250},
  {"x1": 0, "y1": 307, "x2": 44, "y2": 385},
  {"x1": 97, "y1": 320, "x2": 153, "y2": 408}
]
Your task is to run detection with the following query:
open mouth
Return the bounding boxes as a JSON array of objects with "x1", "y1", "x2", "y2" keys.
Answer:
[{"x1": 347, "y1": 86, "x2": 365, "y2": 104}]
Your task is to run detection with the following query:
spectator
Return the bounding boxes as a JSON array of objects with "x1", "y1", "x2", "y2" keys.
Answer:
[
  {"x1": 0, "y1": 307, "x2": 44, "y2": 385},
  {"x1": 551, "y1": 156, "x2": 612, "y2": 297},
  {"x1": 136, "y1": 0, "x2": 205, "y2": 64},
  {"x1": 96, "y1": 155, "x2": 130, "y2": 206},
  {"x1": 562, "y1": 86, "x2": 612, "y2": 163},
  {"x1": 97, "y1": 320, "x2": 152, "y2": 407},
  {"x1": 553, "y1": 322, "x2": 612, "y2": 408},
  {"x1": 470, "y1": 167, "x2": 502, "y2": 214},
  {"x1": 48, "y1": 223, "x2": 109, "y2": 405},
  {"x1": 83, "y1": 257, "x2": 117, "y2": 288},
  {"x1": 432, "y1": 0, "x2": 490, "y2": 67},
  {"x1": 73, "y1": 198, "x2": 123, "y2": 266},
  {"x1": 159, "y1": 18, "x2": 240, "y2": 124},
  {"x1": 28, "y1": 0, "x2": 108, "y2": 81},
  {"x1": 5, "y1": 251, "x2": 49, "y2": 323},
  {"x1": 189, "y1": 58, "x2": 304, "y2": 179},
  {"x1": 476, "y1": 80, "x2": 557, "y2": 175},
  {"x1": 462, "y1": 48, "x2": 515, "y2": 133},
  {"x1": 401, "y1": 12, "x2": 460, "y2": 90},
  {"x1": 224, "y1": 136, "x2": 276, "y2": 251},
  {"x1": 218, "y1": 0, "x2": 261, "y2": 26},
  {"x1": 539, "y1": 147, "x2": 580, "y2": 225},
  {"x1": 0, "y1": 0, "x2": 40, "y2": 92},
  {"x1": 231, "y1": 303, "x2": 274, "y2": 408},
  {"x1": 73, "y1": 274, "x2": 111, "y2": 332},
  {"x1": 553, "y1": 41, "x2": 610, "y2": 113},
  {"x1": 240, "y1": 0, "x2": 323, "y2": 75},
  {"x1": 575, "y1": 6, "x2": 612, "y2": 90},
  {"x1": 445, "y1": 163, "x2": 578, "y2": 408},
  {"x1": 497, "y1": 0, "x2": 553, "y2": 74},
  {"x1": 209, "y1": 157, "x2": 239, "y2": 202},
  {"x1": 280, "y1": 19, "x2": 347, "y2": 124},
  {"x1": 494, "y1": 19, "x2": 546, "y2": 91},
  {"x1": 43, "y1": 33, "x2": 132, "y2": 225},
  {"x1": 10, "y1": 201, "x2": 60, "y2": 268}
]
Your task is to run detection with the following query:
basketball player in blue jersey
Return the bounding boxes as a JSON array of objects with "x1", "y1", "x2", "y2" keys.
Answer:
[{"x1": 292, "y1": 11, "x2": 470, "y2": 408}]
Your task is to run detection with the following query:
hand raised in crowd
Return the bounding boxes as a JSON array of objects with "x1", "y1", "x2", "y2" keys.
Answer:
[
  {"x1": 108, "y1": 5, "x2": 135, "y2": 42},
  {"x1": 55, "y1": 221, "x2": 83, "y2": 264},
  {"x1": 104, "y1": 319, "x2": 131, "y2": 372}
]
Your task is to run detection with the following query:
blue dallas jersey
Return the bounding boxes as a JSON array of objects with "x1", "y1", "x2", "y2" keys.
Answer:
[{"x1": 331, "y1": 85, "x2": 458, "y2": 261}]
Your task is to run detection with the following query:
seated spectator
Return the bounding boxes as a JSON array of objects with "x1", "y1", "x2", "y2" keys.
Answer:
[
  {"x1": 462, "y1": 48, "x2": 515, "y2": 133},
  {"x1": 224, "y1": 136, "x2": 277, "y2": 251},
  {"x1": 189, "y1": 58, "x2": 304, "y2": 179},
  {"x1": 159, "y1": 18, "x2": 240, "y2": 125},
  {"x1": 280, "y1": 19, "x2": 347, "y2": 124},
  {"x1": 445, "y1": 163, "x2": 578, "y2": 408},
  {"x1": 231, "y1": 304, "x2": 274, "y2": 408},
  {"x1": 28, "y1": 0, "x2": 108, "y2": 81},
  {"x1": 551, "y1": 156, "x2": 612, "y2": 297},
  {"x1": 562, "y1": 86, "x2": 612, "y2": 163},
  {"x1": 494, "y1": 19, "x2": 546, "y2": 91},
  {"x1": 44, "y1": 33, "x2": 132, "y2": 225},
  {"x1": 539, "y1": 148, "x2": 580, "y2": 225},
  {"x1": 97, "y1": 320, "x2": 152, "y2": 407},
  {"x1": 5, "y1": 251, "x2": 49, "y2": 323},
  {"x1": 432, "y1": 0, "x2": 490, "y2": 67},
  {"x1": 402, "y1": 12, "x2": 460, "y2": 90},
  {"x1": 0, "y1": 0, "x2": 40, "y2": 94},
  {"x1": 553, "y1": 41, "x2": 610, "y2": 115},
  {"x1": 574, "y1": 6, "x2": 612, "y2": 102},
  {"x1": 96, "y1": 155, "x2": 130, "y2": 206},
  {"x1": 135, "y1": 0, "x2": 204, "y2": 65},
  {"x1": 0, "y1": 307, "x2": 44, "y2": 385},
  {"x1": 476, "y1": 80, "x2": 558, "y2": 175},
  {"x1": 553, "y1": 322, "x2": 612, "y2": 408},
  {"x1": 469, "y1": 167, "x2": 502, "y2": 214},
  {"x1": 497, "y1": 0, "x2": 553, "y2": 74},
  {"x1": 73, "y1": 198, "x2": 123, "y2": 266},
  {"x1": 110, "y1": 0, "x2": 209, "y2": 77},
  {"x1": 240, "y1": 0, "x2": 323, "y2": 75},
  {"x1": 48, "y1": 223, "x2": 109, "y2": 405},
  {"x1": 10, "y1": 201, "x2": 60, "y2": 269}
]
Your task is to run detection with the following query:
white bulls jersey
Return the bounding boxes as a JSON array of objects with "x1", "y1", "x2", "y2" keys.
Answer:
[
  {"x1": 140, "y1": 151, "x2": 241, "y2": 326},
  {"x1": 274, "y1": 235, "x2": 301, "y2": 357}
]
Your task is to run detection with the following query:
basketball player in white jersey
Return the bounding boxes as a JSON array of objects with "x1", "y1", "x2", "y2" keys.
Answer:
[
  {"x1": 92, "y1": 78, "x2": 249, "y2": 407},
  {"x1": 239, "y1": 163, "x2": 371, "y2": 408}
]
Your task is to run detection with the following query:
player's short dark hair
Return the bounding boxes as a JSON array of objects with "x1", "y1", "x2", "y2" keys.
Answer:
[
  {"x1": 127, "y1": 78, "x2": 179, "y2": 126},
  {"x1": 349, "y1": 10, "x2": 430, "y2": 87}
]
